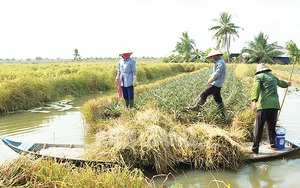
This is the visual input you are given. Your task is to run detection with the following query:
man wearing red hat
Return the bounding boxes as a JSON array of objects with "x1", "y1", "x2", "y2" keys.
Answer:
[{"x1": 115, "y1": 47, "x2": 137, "y2": 108}]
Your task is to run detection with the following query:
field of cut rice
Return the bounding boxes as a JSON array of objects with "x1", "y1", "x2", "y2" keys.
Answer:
[
  {"x1": 82, "y1": 63, "x2": 266, "y2": 172},
  {"x1": 0, "y1": 62, "x2": 297, "y2": 187}
]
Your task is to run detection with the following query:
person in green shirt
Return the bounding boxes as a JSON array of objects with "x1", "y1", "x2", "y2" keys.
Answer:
[{"x1": 251, "y1": 63, "x2": 291, "y2": 154}]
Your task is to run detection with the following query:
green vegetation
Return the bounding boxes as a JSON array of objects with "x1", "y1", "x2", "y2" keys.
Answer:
[
  {"x1": 172, "y1": 31, "x2": 197, "y2": 62},
  {"x1": 285, "y1": 40, "x2": 300, "y2": 63},
  {"x1": 0, "y1": 62, "x2": 203, "y2": 114},
  {"x1": 0, "y1": 155, "x2": 154, "y2": 188},
  {"x1": 73, "y1": 48, "x2": 81, "y2": 61},
  {"x1": 271, "y1": 64, "x2": 300, "y2": 84},
  {"x1": 242, "y1": 32, "x2": 284, "y2": 64},
  {"x1": 0, "y1": 62, "x2": 297, "y2": 187},
  {"x1": 81, "y1": 64, "x2": 258, "y2": 173},
  {"x1": 209, "y1": 11, "x2": 241, "y2": 63}
]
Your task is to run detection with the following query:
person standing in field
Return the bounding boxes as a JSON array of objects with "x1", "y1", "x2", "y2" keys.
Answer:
[
  {"x1": 251, "y1": 63, "x2": 291, "y2": 154},
  {"x1": 190, "y1": 49, "x2": 226, "y2": 117},
  {"x1": 115, "y1": 47, "x2": 137, "y2": 108}
]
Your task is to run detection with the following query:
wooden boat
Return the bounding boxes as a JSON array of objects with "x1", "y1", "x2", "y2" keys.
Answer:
[
  {"x1": 244, "y1": 140, "x2": 300, "y2": 163},
  {"x1": 3, "y1": 137, "x2": 300, "y2": 170},
  {"x1": 2, "y1": 138, "x2": 117, "y2": 168}
]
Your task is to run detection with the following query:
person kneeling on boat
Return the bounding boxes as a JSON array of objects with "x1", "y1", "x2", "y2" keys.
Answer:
[{"x1": 251, "y1": 63, "x2": 291, "y2": 154}]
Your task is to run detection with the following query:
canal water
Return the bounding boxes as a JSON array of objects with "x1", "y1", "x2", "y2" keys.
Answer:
[{"x1": 0, "y1": 86, "x2": 299, "y2": 187}]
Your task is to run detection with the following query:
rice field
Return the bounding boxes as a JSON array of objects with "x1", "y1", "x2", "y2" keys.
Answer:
[
  {"x1": 0, "y1": 62, "x2": 205, "y2": 114},
  {"x1": 0, "y1": 62, "x2": 298, "y2": 187}
]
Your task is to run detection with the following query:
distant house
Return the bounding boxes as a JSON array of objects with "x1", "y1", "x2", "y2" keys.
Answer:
[
  {"x1": 190, "y1": 54, "x2": 202, "y2": 62},
  {"x1": 229, "y1": 53, "x2": 244, "y2": 62},
  {"x1": 273, "y1": 47, "x2": 290, "y2": 64},
  {"x1": 229, "y1": 47, "x2": 290, "y2": 64},
  {"x1": 273, "y1": 56, "x2": 290, "y2": 64}
]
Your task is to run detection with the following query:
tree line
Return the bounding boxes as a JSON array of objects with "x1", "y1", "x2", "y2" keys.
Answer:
[{"x1": 163, "y1": 12, "x2": 300, "y2": 64}]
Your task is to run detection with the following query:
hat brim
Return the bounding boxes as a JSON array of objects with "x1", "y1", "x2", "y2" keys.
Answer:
[
  {"x1": 205, "y1": 53, "x2": 223, "y2": 59},
  {"x1": 255, "y1": 68, "x2": 271, "y2": 75}
]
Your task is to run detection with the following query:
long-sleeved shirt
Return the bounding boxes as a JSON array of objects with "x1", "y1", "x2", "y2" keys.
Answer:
[
  {"x1": 117, "y1": 57, "x2": 137, "y2": 87},
  {"x1": 251, "y1": 72, "x2": 289, "y2": 110},
  {"x1": 211, "y1": 57, "x2": 226, "y2": 87}
]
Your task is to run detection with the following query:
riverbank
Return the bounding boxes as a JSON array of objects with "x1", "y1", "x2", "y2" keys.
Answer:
[
  {"x1": 1, "y1": 63, "x2": 299, "y2": 187},
  {"x1": 0, "y1": 85, "x2": 299, "y2": 187},
  {"x1": 0, "y1": 62, "x2": 205, "y2": 114}
]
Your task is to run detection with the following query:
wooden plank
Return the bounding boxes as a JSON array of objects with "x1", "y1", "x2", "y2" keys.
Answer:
[
  {"x1": 245, "y1": 141, "x2": 300, "y2": 162},
  {"x1": 38, "y1": 147, "x2": 85, "y2": 159}
]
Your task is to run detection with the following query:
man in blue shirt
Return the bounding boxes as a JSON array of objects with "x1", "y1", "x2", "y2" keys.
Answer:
[
  {"x1": 116, "y1": 47, "x2": 137, "y2": 108},
  {"x1": 190, "y1": 49, "x2": 226, "y2": 117}
]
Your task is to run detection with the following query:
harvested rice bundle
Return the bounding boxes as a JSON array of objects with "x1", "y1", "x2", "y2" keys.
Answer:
[
  {"x1": 136, "y1": 125, "x2": 173, "y2": 173},
  {"x1": 82, "y1": 97, "x2": 121, "y2": 131},
  {"x1": 85, "y1": 124, "x2": 138, "y2": 162},
  {"x1": 231, "y1": 109, "x2": 255, "y2": 141},
  {"x1": 204, "y1": 130, "x2": 244, "y2": 170},
  {"x1": 135, "y1": 108, "x2": 160, "y2": 126},
  {"x1": 87, "y1": 124, "x2": 176, "y2": 173},
  {"x1": 168, "y1": 125, "x2": 191, "y2": 163},
  {"x1": 85, "y1": 107, "x2": 248, "y2": 172},
  {"x1": 185, "y1": 123, "x2": 210, "y2": 168},
  {"x1": 185, "y1": 123, "x2": 245, "y2": 170}
]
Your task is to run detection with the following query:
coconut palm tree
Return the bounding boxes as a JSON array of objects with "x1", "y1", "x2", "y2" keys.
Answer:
[
  {"x1": 73, "y1": 48, "x2": 81, "y2": 61},
  {"x1": 209, "y1": 12, "x2": 240, "y2": 62},
  {"x1": 242, "y1": 32, "x2": 283, "y2": 64},
  {"x1": 173, "y1": 31, "x2": 196, "y2": 62}
]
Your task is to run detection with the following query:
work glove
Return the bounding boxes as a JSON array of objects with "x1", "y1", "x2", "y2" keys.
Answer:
[
  {"x1": 251, "y1": 101, "x2": 257, "y2": 112},
  {"x1": 207, "y1": 77, "x2": 214, "y2": 85},
  {"x1": 115, "y1": 75, "x2": 119, "y2": 86},
  {"x1": 133, "y1": 75, "x2": 137, "y2": 87}
]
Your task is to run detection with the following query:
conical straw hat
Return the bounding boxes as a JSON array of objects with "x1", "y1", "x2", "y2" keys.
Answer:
[
  {"x1": 119, "y1": 47, "x2": 133, "y2": 55},
  {"x1": 255, "y1": 63, "x2": 271, "y2": 75},
  {"x1": 206, "y1": 49, "x2": 223, "y2": 59}
]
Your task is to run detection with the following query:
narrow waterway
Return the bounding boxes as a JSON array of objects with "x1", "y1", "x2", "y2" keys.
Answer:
[
  {"x1": 0, "y1": 95, "x2": 96, "y2": 164},
  {"x1": 0, "y1": 86, "x2": 299, "y2": 187}
]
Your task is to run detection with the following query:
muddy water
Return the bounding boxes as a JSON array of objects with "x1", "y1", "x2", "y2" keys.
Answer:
[
  {"x1": 0, "y1": 95, "x2": 98, "y2": 164},
  {"x1": 0, "y1": 87, "x2": 300, "y2": 187}
]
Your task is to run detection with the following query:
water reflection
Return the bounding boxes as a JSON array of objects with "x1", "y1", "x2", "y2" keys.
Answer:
[
  {"x1": 0, "y1": 95, "x2": 99, "y2": 164},
  {"x1": 248, "y1": 163, "x2": 276, "y2": 188},
  {"x1": 0, "y1": 111, "x2": 53, "y2": 136}
]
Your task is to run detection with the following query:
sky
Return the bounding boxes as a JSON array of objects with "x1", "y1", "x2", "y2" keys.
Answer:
[{"x1": 0, "y1": 0, "x2": 300, "y2": 59}]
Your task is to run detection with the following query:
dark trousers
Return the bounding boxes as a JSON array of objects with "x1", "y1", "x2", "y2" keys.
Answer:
[
  {"x1": 252, "y1": 109, "x2": 278, "y2": 153},
  {"x1": 122, "y1": 85, "x2": 134, "y2": 100},
  {"x1": 200, "y1": 84, "x2": 223, "y2": 104}
]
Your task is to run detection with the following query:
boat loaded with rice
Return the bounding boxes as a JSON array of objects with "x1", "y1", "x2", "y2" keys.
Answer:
[
  {"x1": 1, "y1": 137, "x2": 117, "y2": 168},
  {"x1": 2, "y1": 137, "x2": 300, "y2": 168}
]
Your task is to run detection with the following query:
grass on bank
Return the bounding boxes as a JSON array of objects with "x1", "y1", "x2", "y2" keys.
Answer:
[
  {"x1": 81, "y1": 64, "x2": 258, "y2": 173},
  {"x1": 2, "y1": 63, "x2": 294, "y2": 187},
  {"x1": 0, "y1": 155, "x2": 155, "y2": 188},
  {"x1": 0, "y1": 62, "x2": 206, "y2": 114}
]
